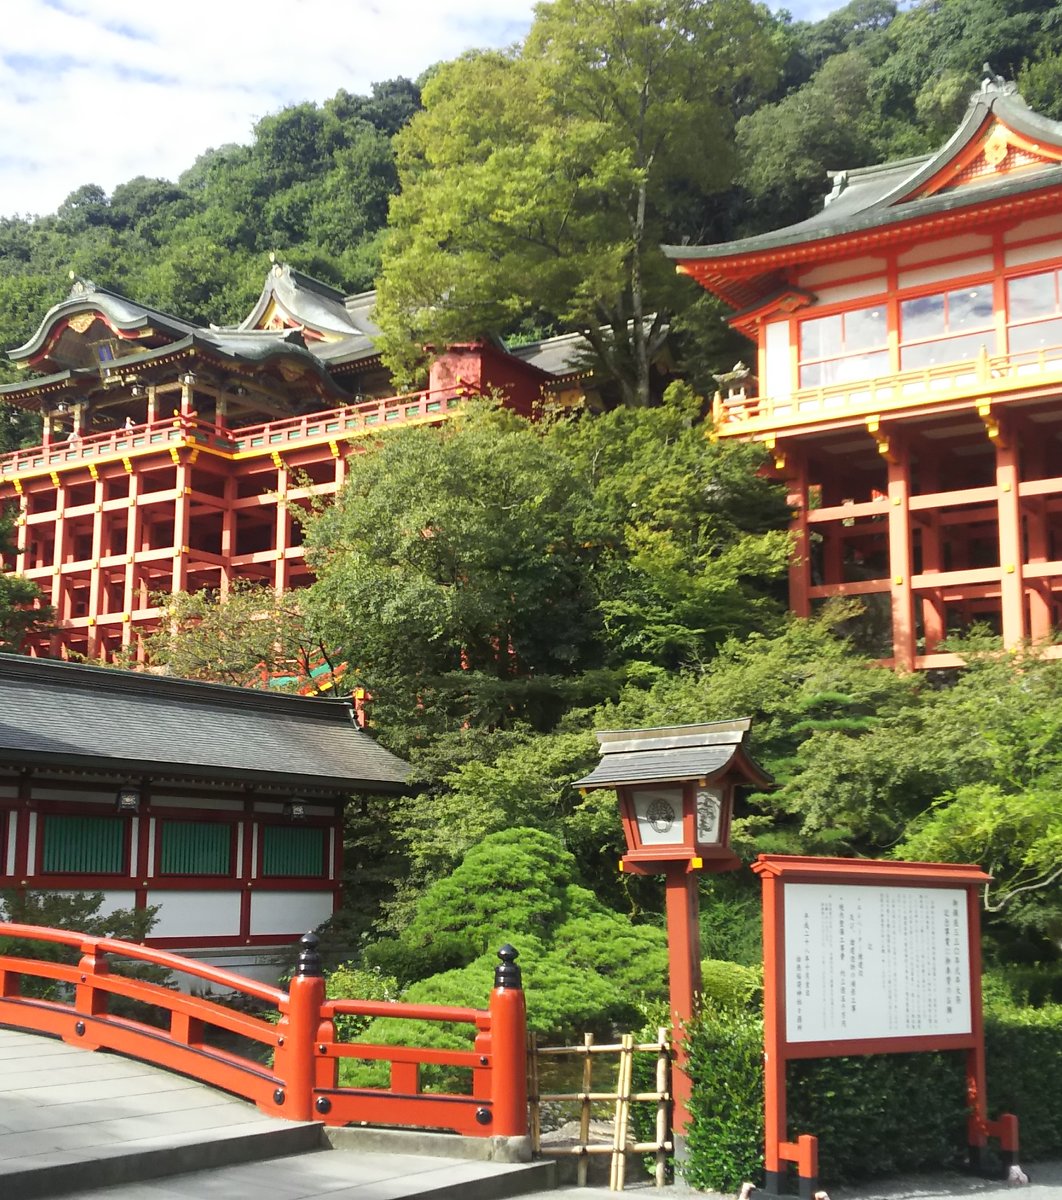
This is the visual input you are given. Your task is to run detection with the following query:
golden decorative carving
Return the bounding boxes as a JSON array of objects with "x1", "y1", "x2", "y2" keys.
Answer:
[
  {"x1": 67, "y1": 313, "x2": 97, "y2": 334},
  {"x1": 984, "y1": 128, "x2": 1010, "y2": 168}
]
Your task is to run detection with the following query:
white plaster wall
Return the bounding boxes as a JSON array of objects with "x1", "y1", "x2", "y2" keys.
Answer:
[
  {"x1": 153, "y1": 796, "x2": 243, "y2": 811},
  {"x1": 897, "y1": 233, "x2": 992, "y2": 265},
  {"x1": 1005, "y1": 238, "x2": 1062, "y2": 269},
  {"x1": 764, "y1": 321, "x2": 792, "y2": 399},
  {"x1": 797, "y1": 256, "x2": 886, "y2": 287},
  {"x1": 146, "y1": 889, "x2": 242, "y2": 939},
  {"x1": 250, "y1": 891, "x2": 333, "y2": 938},
  {"x1": 811, "y1": 278, "x2": 887, "y2": 306},
  {"x1": 898, "y1": 256, "x2": 994, "y2": 290},
  {"x1": 1004, "y1": 216, "x2": 1062, "y2": 244}
]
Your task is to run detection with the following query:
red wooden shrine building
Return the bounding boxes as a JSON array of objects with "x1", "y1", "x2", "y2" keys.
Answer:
[
  {"x1": 0, "y1": 652, "x2": 408, "y2": 976},
  {"x1": 667, "y1": 77, "x2": 1062, "y2": 669},
  {"x1": 0, "y1": 262, "x2": 617, "y2": 663}
]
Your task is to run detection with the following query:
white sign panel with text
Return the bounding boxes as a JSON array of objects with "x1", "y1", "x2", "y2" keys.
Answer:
[{"x1": 783, "y1": 883, "x2": 972, "y2": 1043}]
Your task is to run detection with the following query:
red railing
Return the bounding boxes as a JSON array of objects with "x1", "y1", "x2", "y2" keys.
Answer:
[
  {"x1": 0, "y1": 385, "x2": 479, "y2": 480},
  {"x1": 0, "y1": 418, "x2": 236, "y2": 478},
  {"x1": 0, "y1": 925, "x2": 527, "y2": 1137},
  {"x1": 229, "y1": 384, "x2": 476, "y2": 454},
  {"x1": 712, "y1": 342, "x2": 1062, "y2": 433}
]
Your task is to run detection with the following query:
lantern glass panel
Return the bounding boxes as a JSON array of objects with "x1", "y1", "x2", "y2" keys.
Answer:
[
  {"x1": 631, "y1": 788, "x2": 686, "y2": 846},
  {"x1": 696, "y1": 787, "x2": 725, "y2": 845}
]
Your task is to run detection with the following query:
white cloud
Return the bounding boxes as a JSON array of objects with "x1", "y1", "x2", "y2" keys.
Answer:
[
  {"x1": 0, "y1": 0, "x2": 537, "y2": 219},
  {"x1": 0, "y1": 0, "x2": 827, "y2": 221}
]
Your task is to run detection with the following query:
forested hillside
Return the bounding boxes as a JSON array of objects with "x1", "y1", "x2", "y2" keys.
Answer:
[
  {"x1": 2, "y1": 0, "x2": 1061, "y2": 1035},
  {"x1": 3, "y1": 0, "x2": 1062, "y2": 411}
]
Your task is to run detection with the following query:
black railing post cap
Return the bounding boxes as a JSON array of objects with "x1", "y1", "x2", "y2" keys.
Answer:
[
  {"x1": 296, "y1": 931, "x2": 323, "y2": 978},
  {"x1": 495, "y1": 944, "x2": 522, "y2": 989}
]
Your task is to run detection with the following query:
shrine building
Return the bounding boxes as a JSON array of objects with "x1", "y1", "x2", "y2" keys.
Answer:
[
  {"x1": 666, "y1": 77, "x2": 1062, "y2": 669},
  {"x1": 0, "y1": 262, "x2": 617, "y2": 663},
  {"x1": 0, "y1": 652, "x2": 409, "y2": 977}
]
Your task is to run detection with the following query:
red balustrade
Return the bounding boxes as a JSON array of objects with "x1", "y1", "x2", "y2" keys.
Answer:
[{"x1": 0, "y1": 924, "x2": 527, "y2": 1137}]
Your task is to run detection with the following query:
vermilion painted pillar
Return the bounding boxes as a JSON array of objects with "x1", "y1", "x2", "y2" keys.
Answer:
[
  {"x1": 172, "y1": 458, "x2": 190, "y2": 595},
  {"x1": 886, "y1": 440, "x2": 915, "y2": 670},
  {"x1": 489, "y1": 945, "x2": 528, "y2": 1137},
  {"x1": 274, "y1": 458, "x2": 289, "y2": 596},
  {"x1": 664, "y1": 863, "x2": 702, "y2": 1155},
  {"x1": 994, "y1": 425, "x2": 1027, "y2": 649},
  {"x1": 87, "y1": 475, "x2": 105, "y2": 659},
  {"x1": 273, "y1": 933, "x2": 326, "y2": 1122},
  {"x1": 786, "y1": 453, "x2": 811, "y2": 618}
]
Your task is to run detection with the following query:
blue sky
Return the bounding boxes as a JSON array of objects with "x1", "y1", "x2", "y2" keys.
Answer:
[{"x1": 0, "y1": 0, "x2": 825, "y2": 222}]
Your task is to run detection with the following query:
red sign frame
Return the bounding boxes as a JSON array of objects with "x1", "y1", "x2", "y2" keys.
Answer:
[{"x1": 753, "y1": 854, "x2": 1019, "y2": 1199}]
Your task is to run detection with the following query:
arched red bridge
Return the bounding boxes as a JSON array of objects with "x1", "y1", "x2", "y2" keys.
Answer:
[{"x1": 0, "y1": 924, "x2": 528, "y2": 1138}]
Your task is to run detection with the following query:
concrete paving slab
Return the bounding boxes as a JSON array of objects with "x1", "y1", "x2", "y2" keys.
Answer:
[{"x1": 51, "y1": 1152, "x2": 555, "y2": 1200}]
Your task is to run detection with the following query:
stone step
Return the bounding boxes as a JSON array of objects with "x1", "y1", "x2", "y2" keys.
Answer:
[
  {"x1": 0, "y1": 1116, "x2": 324, "y2": 1199},
  {"x1": 37, "y1": 1148, "x2": 558, "y2": 1200}
]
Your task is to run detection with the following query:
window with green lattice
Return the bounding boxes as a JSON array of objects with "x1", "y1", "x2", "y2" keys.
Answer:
[
  {"x1": 42, "y1": 814, "x2": 125, "y2": 875},
  {"x1": 159, "y1": 821, "x2": 232, "y2": 876},
  {"x1": 260, "y1": 825, "x2": 326, "y2": 877}
]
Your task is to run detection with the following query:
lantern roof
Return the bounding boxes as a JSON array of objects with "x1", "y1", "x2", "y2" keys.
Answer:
[{"x1": 573, "y1": 719, "x2": 772, "y2": 790}]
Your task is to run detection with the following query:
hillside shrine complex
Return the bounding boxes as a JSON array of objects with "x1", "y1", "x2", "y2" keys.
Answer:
[{"x1": 0, "y1": 75, "x2": 1050, "y2": 1173}]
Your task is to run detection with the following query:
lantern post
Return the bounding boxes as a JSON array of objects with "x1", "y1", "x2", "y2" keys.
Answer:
[{"x1": 574, "y1": 720, "x2": 771, "y2": 1163}]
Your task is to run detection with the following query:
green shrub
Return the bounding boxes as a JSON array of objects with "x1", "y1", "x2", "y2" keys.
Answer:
[
  {"x1": 985, "y1": 1005, "x2": 1062, "y2": 1157},
  {"x1": 683, "y1": 1001, "x2": 1062, "y2": 1191},
  {"x1": 701, "y1": 959, "x2": 762, "y2": 1012},
  {"x1": 684, "y1": 1008, "x2": 765, "y2": 1192}
]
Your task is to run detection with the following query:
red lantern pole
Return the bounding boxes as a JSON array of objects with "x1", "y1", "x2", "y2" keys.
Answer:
[{"x1": 664, "y1": 863, "x2": 702, "y2": 1152}]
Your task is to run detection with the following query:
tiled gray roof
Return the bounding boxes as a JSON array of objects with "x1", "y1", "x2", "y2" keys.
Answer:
[
  {"x1": 573, "y1": 720, "x2": 771, "y2": 790},
  {"x1": 0, "y1": 655, "x2": 408, "y2": 795}
]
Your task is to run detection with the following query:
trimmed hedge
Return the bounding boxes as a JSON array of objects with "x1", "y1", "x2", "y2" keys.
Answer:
[{"x1": 683, "y1": 1004, "x2": 1062, "y2": 1192}]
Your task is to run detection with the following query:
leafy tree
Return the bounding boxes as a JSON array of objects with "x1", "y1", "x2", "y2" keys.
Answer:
[
  {"x1": 376, "y1": 0, "x2": 781, "y2": 405},
  {"x1": 303, "y1": 402, "x2": 604, "y2": 740},
  {"x1": 135, "y1": 582, "x2": 342, "y2": 692},
  {"x1": 546, "y1": 382, "x2": 791, "y2": 667},
  {"x1": 736, "y1": 50, "x2": 883, "y2": 231}
]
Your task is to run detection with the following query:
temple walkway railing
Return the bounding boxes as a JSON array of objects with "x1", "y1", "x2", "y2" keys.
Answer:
[
  {"x1": 0, "y1": 384, "x2": 478, "y2": 481},
  {"x1": 0, "y1": 924, "x2": 527, "y2": 1137},
  {"x1": 712, "y1": 343, "x2": 1062, "y2": 435}
]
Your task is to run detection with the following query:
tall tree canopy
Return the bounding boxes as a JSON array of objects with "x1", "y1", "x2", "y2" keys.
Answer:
[{"x1": 375, "y1": 0, "x2": 781, "y2": 406}]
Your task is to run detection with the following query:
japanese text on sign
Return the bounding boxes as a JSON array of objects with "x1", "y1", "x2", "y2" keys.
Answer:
[{"x1": 784, "y1": 884, "x2": 971, "y2": 1043}]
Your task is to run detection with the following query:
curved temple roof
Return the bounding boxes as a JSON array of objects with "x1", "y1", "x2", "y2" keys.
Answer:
[{"x1": 665, "y1": 83, "x2": 1062, "y2": 308}]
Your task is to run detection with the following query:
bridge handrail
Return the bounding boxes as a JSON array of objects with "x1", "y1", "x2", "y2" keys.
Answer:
[
  {"x1": 0, "y1": 924, "x2": 528, "y2": 1139},
  {"x1": 323, "y1": 996, "x2": 490, "y2": 1027},
  {"x1": 0, "y1": 922, "x2": 285, "y2": 1004}
]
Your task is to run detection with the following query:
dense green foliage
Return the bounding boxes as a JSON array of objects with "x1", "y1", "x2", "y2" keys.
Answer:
[
  {"x1": 2, "y1": 2, "x2": 1060, "y2": 1182},
  {"x1": 684, "y1": 999, "x2": 1062, "y2": 1190}
]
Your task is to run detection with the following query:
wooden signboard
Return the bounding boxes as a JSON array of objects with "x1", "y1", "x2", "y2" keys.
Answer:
[{"x1": 753, "y1": 855, "x2": 1019, "y2": 1199}]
